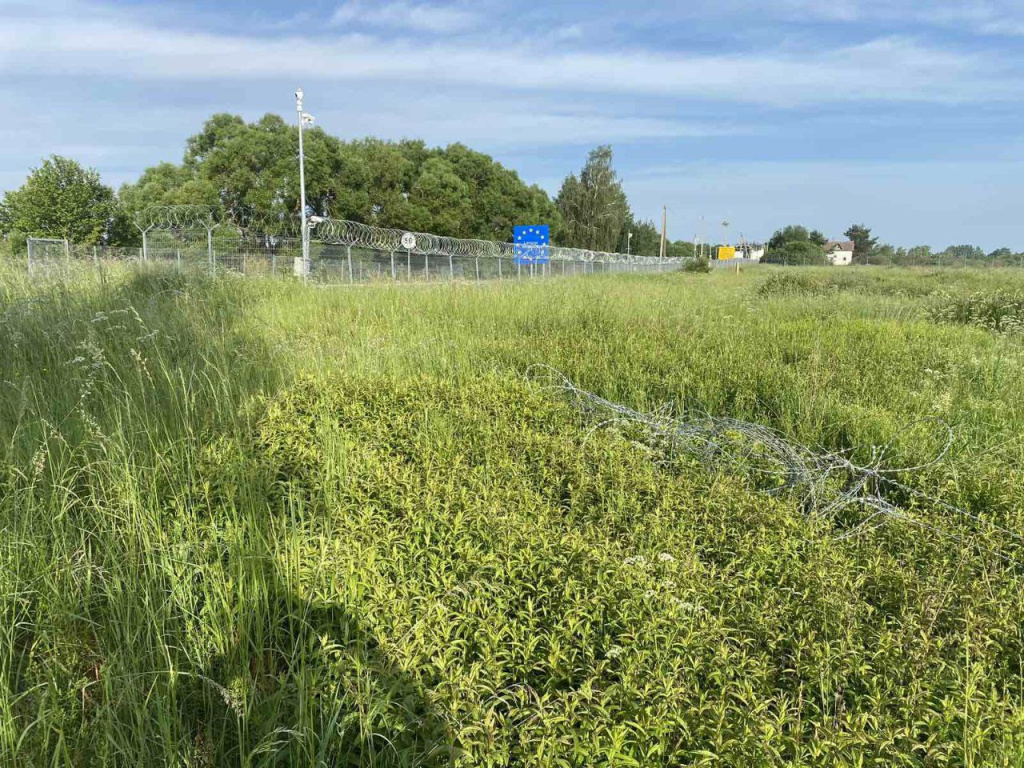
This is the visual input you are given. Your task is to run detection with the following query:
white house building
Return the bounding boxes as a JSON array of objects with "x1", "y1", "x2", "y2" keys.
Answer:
[{"x1": 823, "y1": 241, "x2": 855, "y2": 266}]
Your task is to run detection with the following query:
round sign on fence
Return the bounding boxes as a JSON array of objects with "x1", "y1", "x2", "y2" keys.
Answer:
[{"x1": 401, "y1": 233, "x2": 417, "y2": 250}]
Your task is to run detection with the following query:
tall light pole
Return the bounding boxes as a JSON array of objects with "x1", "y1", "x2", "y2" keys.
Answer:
[
  {"x1": 295, "y1": 88, "x2": 315, "y2": 277},
  {"x1": 627, "y1": 231, "x2": 633, "y2": 256}
]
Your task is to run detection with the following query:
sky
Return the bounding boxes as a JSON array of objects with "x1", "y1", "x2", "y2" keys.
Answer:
[{"x1": 1, "y1": 0, "x2": 1022, "y2": 249}]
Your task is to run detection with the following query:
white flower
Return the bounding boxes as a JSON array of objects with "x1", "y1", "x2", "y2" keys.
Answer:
[
  {"x1": 657, "y1": 552, "x2": 676, "y2": 563},
  {"x1": 672, "y1": 599, "x2": 706, "y2": 614},
  {"x1": 606, "y1": 646, "x2": 624, "y2": 659},
  {"x1": 622, "y1": 555, "x2": 647, "y2": 567}
]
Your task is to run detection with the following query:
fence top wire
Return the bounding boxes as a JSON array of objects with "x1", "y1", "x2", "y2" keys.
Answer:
[
  {"x1": 313, "y1": 218, "x2": 680, "y2": 264},
  {"x1": 132, "y1": 205, "x2": 686, "y2": 264},
  {"x1": 133, "y1": 205, "x2": 222, "y2": 233}
]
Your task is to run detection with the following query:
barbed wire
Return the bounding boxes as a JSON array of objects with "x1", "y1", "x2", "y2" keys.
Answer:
[
  {"x1": 313, "y1": 218, "x2": 679, "y2": 264},
  {"x1": 132, "y1": 206, "x2": 685, "y2": 264},
  {"x1": 133, "y1": 205, "x2": 222, "y2": 233},
  {"x1": 528, "y1": 365, "x2": 1023, "y2": 560}
]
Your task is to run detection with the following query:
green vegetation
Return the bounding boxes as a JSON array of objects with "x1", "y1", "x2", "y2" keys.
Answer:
[
  {"x1": 2, "y1": 265, "x2": 1024, "y2": 766},
  {"x1": 0, "y1": 156, "x2": 118, "y2": 247},
  {"x1": 0, "y1": 123, "x2": 697, "y2": 259}
]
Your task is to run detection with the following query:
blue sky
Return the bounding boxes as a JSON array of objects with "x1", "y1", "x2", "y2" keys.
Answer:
[{"x1": 1, "y1": 0, "x2": 1022, "y2": 249}]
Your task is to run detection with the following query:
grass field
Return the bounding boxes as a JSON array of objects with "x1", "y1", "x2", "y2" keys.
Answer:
[{"x1": 2, "y1": 264, "x2": 1024, "y2": 766}]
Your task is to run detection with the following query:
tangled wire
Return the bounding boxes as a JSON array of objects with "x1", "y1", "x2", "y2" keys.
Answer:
[{"x1": 528, "y1": 365, "x2": 1022, "y2": 560}]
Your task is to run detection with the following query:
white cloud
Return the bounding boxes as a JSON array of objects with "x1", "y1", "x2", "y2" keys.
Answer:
[
  {"x1": 688, "y1": 0, "x2": 1024, "y2": 36},
  {"x1": 0, "y1": 6, "x2": 1016, "y2": 108},
  {"x1": 329, "y1": 1, "x2": 480, "y2": 33},
  {"x1": 324, "y1": 100, "x2": 743, "y2": 146}
]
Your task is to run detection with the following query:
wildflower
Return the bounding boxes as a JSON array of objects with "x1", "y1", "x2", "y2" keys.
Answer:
[
  {"x1": 31, "y1": 448, "x2": 46, "y2": 479},
  {"x1": 622, "y1": 555, "x2": 647, "y2": 567},
  {"x1": 657, "y1": 552, "x2": 676, "y2": 563},
  {"x1": 606, "y1": 646, "x2": 624, "y2": 659},
  {"x1": 672, "y1": 599, "x2": 706, "y2": 614}
]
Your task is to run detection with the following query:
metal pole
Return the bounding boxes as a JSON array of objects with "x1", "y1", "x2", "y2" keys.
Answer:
[
  {"x1": 207, "y1": 227, "x2": 213, "y2": 270},
  {"x1": 391, "y1": 251, "x2": 396, "y2": 280},
  {"x1": 498, "y1": 256, "x2": 502, "y2": 279},
  {"x1": 347, "y1": 245, "x2": 354, "y2": 283},
  {"x1": 407, "y1": 249, "x2": 411, "y2": 280},
  {"x1": 449, "y1": 253, "x2": 453, "y2": 280},
  {"x1": 475, "y1": 256, "x2": 480, "y2": 281},
  {"x1": 296, "y1": 88, "x2": 310, "y2": 278},
  {"x1": 424, "y1": 253, "x2": 429, "y2": 280},
  {"x1": 142, "y1": 230, "x2": 148, "y2": 261}
]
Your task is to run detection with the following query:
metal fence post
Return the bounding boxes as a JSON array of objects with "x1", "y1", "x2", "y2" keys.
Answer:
[
  {"x1": 449, "y1": 253, "x2": 454, "y2": 280},
  {"x1": 391, "y1": 251, "x2": 396, "y2": 280},
  {"x1": 347, "y1": 245, "x2": 354, "y2": 283},
  {"x1": 475, "y1": 256, "x2": 480, "y2": 281},
  {"x1": 424, "y1": 253, "x2": 429, "y2": 280},
  {"x1": 407, "y1": 249, "x2": 412, "y2": 280},
  {"x1": 498, "y1": 256, "x2": 502, "y2": 279}
]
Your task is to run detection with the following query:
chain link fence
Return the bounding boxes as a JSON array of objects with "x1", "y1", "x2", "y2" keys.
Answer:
[{"x1": 26, "y1": 230, "x2": 685, "y2": 282}]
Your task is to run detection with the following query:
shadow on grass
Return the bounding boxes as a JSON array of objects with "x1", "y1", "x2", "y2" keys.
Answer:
[{"x1": 195, "y1": 557, "x2": 454, "y2": 767}]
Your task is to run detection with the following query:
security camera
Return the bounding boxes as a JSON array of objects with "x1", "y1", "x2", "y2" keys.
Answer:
[{"x1": 308, "y1": 216, "x2": 325, "y2": 225}]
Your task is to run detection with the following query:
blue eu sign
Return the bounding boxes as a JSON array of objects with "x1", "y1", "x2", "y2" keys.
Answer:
[{"x1": 514, "y1": 225, "x2": 550, "y2": 265}]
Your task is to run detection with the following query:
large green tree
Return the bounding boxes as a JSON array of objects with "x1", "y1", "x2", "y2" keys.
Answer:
[
  {"x1": 619, "y1": 216, "x2": 660, "y2": 257},
  {"x1": 767, "y1": 225, "x2": 826, "y2": 253},
  {"x1": 116, "y1": 115, "x2": 562, "y2": 243},
  {"x1": 844, "y1": 224, "x2": 878, "y2": 265},
  {"x1": 762, "y1": 240, "x2": 827, "y2": 265},
  {"x1": 1, "y1": 156, "x2": 116, "y2": 244},
  {"x1": 555, "y1": 146, "x2": 629, "y2": 252}
]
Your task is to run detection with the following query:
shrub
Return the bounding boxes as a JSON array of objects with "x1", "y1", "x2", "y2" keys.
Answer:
[{"x1": 930, "y1": 290, "x2": 1024, "y2": 334}]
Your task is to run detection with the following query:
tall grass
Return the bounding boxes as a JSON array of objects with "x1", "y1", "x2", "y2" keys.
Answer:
[{"x1": 1, "y1": 263, "x2": 1024, "y2": 765}]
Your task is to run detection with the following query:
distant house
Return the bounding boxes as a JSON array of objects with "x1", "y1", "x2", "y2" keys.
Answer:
[{"x1": 823, "y1": 241, "x2": 855, "y2": 266}]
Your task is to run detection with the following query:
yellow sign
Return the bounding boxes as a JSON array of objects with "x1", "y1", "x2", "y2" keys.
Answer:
[{"x1": 717, "y1": 246, "x2": 736, "y2": 260}]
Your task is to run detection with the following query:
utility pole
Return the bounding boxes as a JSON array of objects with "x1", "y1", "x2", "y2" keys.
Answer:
[
  {"x1": 660, "y1": 206, "x2": 667, "y2": 260},
  {"x1": 627, "y1": 231, "x2": 633, "y2": 257},
  {"x1": 295, "y1": 88, "x2": 316, "y2": 278}
]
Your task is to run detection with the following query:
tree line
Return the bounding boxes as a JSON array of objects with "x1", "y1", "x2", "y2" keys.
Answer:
[
  {"x1": 3, "y1": 114, "x2": 1018, "y2": 264},
  {"x1": 762, "y1": 223, "x2": 1022, "y2": 267},
  {"x1": 0, "y1": 114, "x2": 698, "y2": 258}
]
